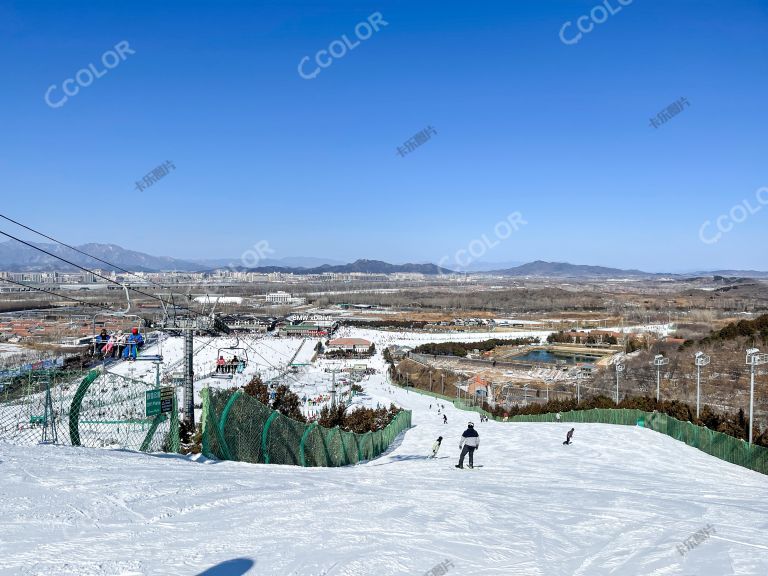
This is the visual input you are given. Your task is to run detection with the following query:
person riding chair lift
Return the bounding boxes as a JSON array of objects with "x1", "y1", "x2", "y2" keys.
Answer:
[{"x1": 122, "y1": 328, "x2": 144, "y2": 361}]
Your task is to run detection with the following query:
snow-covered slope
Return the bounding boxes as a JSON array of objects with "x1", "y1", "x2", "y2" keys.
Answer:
[{"x1": 1, "y1": 374, "x2": 766, "y2": 576}]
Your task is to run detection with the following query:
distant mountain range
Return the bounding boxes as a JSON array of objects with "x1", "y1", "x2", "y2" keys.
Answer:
[
  {"x1": 229, "y1": 259, "x2": 452, "y2": 275},
  {"x1": 191, "y1": 256, "x2": 346, "y2": 269},
  {"x1": 0, "y1": 241, "x2": 201, "y2": 272},
  {"x1": 1, "y1": 241, "x2": 766, "y2": 278},
  {"x1": 491, "y1": 260, "x2": 656, "y2": 278}
]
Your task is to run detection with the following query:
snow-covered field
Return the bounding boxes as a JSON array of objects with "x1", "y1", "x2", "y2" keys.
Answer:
[
  {"x1": 336, "y1": 326, "x2": 554, "y2": 348},
  {"x1": 1, "y1": 327, "x2": 766, "y2": 575},
  {"x1": 0, "y1": 343, "x2": 26, "y2": 359},
  {"x1": 2, "y1": 368, "x2": 767, "y2": 576}
]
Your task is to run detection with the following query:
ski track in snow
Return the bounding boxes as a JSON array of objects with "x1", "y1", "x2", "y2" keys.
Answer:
[{"x1": 1, "y1": 328, "x2": 767, "y2": 576}]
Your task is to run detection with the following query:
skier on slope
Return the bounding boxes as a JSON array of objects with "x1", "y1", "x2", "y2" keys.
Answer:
[
  {"x1": 431, "y1": 436, "x2": 443, "y2": 458},
  {"x1": 456, "y1": 422, "x2": 479, "y2": 469},
  {"x1": 443, "y1": 414, "x2": 447, "y2": 425},
  {"x1": 563, "y1": 428, "x2": 575, "y2": 445}
]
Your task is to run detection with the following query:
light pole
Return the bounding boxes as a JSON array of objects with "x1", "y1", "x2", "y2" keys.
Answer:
[
  {"x1": 745, "y1": 348, "x2": 768, "y2": 445},
  {"x1": 653, "y1": 354, "x2": 669, "y2": 403},
  {"x1": 694, "y1": 351, "x2": 710, "y2": 419},
  {"x1": 575, "y1": 371, "x2": 582, "y2": 404},
  {"x1": 615, "y1": 362, "x2": 624, "y2": 405}
]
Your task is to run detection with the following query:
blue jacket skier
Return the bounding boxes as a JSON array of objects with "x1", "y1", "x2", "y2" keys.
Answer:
[{"x1": 456, "y1": 422, "x2": 479, "y2": 469}]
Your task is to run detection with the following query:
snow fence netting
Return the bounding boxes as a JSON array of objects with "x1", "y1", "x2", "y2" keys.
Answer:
[
  {"x1": 201, "y1": 387, "x2": 412, "y2": 466},
  {"x1": 0, "y1": 367, "x2": 179, "y2": 453},
  {"x1": 507, "y1": 408, "x2": 768, "y2": 474},
  {"x1": 397, "y1": 385, "x2": 768, "y2": 475}
]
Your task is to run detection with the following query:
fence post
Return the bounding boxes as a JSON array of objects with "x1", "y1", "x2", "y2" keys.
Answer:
[
  {"x1": 337, "y1": 427, "x2": 348, "y2": 466},
  {"x1": 68, "y1": 370, "x2": 100, "y2": 447},
  {"x1": 215, "y1": 389, "x2": 243, "y2": 461},
  {"x1": 300, "y1": 422, "x2": 318, "y2": 467},
  {"x1": 262, "y1": 411, "x2": 280, "y2": 464},
  {"x1": 139, "y1": 412, "x2": 167, "y2": 452},
  {"x1": 169, "y1": 391, "x2": 180, "y2": 453}
]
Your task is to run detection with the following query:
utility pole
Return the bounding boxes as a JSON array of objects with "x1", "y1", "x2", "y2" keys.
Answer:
[
  {"x1": 576, "y1": 372, "x2": 581, "y2": 404},
  {"x1": 441, "y1": 373, "x2": 445, "y2": 396},
  {"x1": 429, "y1": 372, "x2": 432, "y2": 392},
  {"x1": 615, "y1": 362, "x2": 624, "y2": 405}
]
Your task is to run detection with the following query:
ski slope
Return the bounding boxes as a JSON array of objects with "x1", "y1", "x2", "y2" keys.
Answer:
[{"x1": 1, "y1": 372, "x2": 766, "y2": 576}]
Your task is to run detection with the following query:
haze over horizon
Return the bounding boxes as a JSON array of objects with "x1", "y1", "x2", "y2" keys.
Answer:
[{"x1": 2, "y1": 0, "x2": 766, "y2": 271}]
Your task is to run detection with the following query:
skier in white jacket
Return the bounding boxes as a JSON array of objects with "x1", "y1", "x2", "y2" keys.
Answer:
[{"x1": 455, "y1": 422, "x2": 480, "y2": 469}]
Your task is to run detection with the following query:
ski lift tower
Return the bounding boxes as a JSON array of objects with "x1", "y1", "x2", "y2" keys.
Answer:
[
  {"x1": 159, "y1": 314, "x2": 231, "y2": 427},
  {"x1": 40, "y1": 374, "x2": 58, "y2": 444}
]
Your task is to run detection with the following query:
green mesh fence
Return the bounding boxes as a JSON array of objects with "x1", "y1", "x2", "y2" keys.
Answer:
[
  {"x1": 505, "y1": 408, "x2": 768, "y2": 475},
  {"x1": 398, "y1": 384, "x2": 768, "y2": 476},
  {"x1": 0, "y1": 367, "x2": 179, "y2": 453},
  {"x1": 201, "y1": 387, "x2": 412, "y2": 466}
]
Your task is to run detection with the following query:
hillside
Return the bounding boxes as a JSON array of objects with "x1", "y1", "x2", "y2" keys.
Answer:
[
  {"x1": 1, "y1": 376, "x2": 765, "y2": 575},
  {"x1": 0, "y1": 241, "x2": 201, "y2": 272},
  {"x1": 493, "y1": 260, "x2": 655, "y2": 278},
  {"x1": 229, "y1": 258, "x2": 454, "y2": 275}
]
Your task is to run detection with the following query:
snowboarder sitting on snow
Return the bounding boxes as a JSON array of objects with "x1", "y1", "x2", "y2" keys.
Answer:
[
  {"x1": 456, "y1": 422, "x2": 479, "y2": 469},
  {"x1": 431, "y1": 436, "x2": 443, "y2": 458},
  {"x1": 563, "y1": 428, "x2": 575, "y2": 445}
]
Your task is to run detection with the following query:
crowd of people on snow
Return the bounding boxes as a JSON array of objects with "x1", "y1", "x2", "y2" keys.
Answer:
[{"x1": 301, "y1": 393, "x2": 332, "y2": 407}]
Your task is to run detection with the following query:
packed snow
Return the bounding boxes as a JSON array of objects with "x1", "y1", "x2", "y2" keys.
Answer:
[{"x1": 1, "y1": 327, "x2": 766, "y2": 575}]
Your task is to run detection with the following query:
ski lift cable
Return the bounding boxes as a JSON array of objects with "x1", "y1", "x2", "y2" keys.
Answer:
[
  {"x1": 0, "y1": 213, "x2": 171, "y2": 291},
  {"x1": 0, "y1": 228, "x2": 204, "y2": 318},
  {"x1": 236, "y1": 336, "x2": 308, "y2": 387}
]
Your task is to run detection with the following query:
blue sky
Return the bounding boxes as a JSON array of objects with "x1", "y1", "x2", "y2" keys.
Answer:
[{"x1": 1, "y1": 0, "x2": 766, "y2": 271}]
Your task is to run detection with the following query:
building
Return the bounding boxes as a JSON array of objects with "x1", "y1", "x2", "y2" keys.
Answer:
[
  {"x1": 280, "y1": 320, "x2": 338, "y2": 337},
  {"x1": 386, "y1": 345, "x2": 412, "y2": 360},
  {"x1": 265, "y1": 291, "x2": 306, "y2": 306},
  {"x1": 266, "y1": 291, "x2": 291, "y2": 304},
  {"x1": 220, "y1": 315, "x2": 275, "y2": 333},
  {"x1": 327, "y1": 337, "x2": 373, "y2": 352}
]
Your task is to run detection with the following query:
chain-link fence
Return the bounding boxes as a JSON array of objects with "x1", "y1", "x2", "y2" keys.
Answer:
[
  {"x1": 0, "y1": 367, "x2": 179, "y2": 452},
  {"x1": 201, "y1": 387, "x2": 412, "y2": 466}
]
